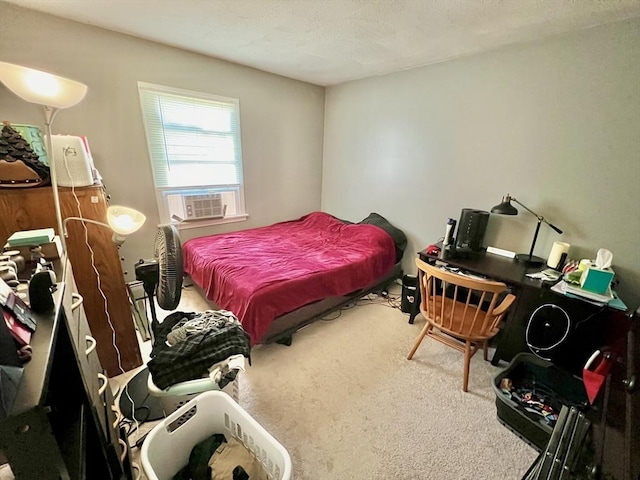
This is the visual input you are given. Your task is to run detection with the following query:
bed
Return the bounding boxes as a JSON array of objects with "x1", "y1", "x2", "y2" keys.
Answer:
[{"x1": 182, "y1": 211, "x2": 406, "y2": 345}]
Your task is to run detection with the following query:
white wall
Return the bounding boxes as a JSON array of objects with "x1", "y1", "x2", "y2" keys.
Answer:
[
  {"x1": 322, "y1": 19, "x2": 640, "y2": 308},
  {"x1": 0, "y1": 3, "x2": 325, "y2": 279}
]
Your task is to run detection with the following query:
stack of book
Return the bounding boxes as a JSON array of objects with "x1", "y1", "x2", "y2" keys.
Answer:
[
  {"x1": 4, "y1": 228, "x2": 61, "y2": 260},
  {"x1": 6, "y1": 228, "x2": 54, "y2": 247}
]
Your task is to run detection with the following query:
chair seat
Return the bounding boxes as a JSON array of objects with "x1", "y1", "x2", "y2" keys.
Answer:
[{"x1": 424, "y1": 296, "x2": 499, "y2": 342}]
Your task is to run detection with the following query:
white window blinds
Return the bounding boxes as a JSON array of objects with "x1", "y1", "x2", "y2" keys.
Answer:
[{"x1": 138, "y1": 82, "x2": 243, "y2": 189}]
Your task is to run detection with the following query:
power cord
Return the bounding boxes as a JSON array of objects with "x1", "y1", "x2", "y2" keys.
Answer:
[{"x1": 320, "y1": 283, "x2": 403, "y2": 322}]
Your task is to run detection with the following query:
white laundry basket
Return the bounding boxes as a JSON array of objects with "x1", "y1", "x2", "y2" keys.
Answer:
[
  {"x1": 141, "y1": 391, "x2": 292, "y2": 480},
  {"x1": 147, "y1": 372, "x2": 239, "y2": 416}
]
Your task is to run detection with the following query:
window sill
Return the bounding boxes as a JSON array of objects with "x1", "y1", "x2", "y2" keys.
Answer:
[{"x1": 175, "y1": 213, "x2": 249, "y2": 230}]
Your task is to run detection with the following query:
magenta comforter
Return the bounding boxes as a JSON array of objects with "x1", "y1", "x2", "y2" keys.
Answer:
[{"x1": 182, "y1": 212, "x2": 396, "y2": 344}]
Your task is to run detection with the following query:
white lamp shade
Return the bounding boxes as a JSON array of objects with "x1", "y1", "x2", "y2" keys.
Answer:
[
  {"x1": 0, "y1": 61, "x2": 88, "y2": 109},
  {"x1": 107, "y1": 206, "x2": 146, "y2": 236}
]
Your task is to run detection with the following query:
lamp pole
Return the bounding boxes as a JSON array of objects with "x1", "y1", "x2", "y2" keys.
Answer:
[{"x1": 43, "y1": 105, "x2": 66, "y2": 252}]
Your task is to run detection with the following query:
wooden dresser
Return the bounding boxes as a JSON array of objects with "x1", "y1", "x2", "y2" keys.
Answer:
[{"x1": 0, "y1": 185, "x2": 142, "y2": 376}]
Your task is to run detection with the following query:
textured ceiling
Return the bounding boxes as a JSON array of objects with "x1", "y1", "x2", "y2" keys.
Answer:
[{"x1": 3, "y1": 0, "x2": 640, "y2": 86}]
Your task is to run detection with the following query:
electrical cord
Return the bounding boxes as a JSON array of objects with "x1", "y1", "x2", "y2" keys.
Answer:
[{"x1": 319, "y1": 283, "x2": 404, "y2": 322}]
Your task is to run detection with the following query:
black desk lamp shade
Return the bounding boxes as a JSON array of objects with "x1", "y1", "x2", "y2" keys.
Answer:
[{"x1": 491, "y1": 194, "x2": 563, "y2": 267}]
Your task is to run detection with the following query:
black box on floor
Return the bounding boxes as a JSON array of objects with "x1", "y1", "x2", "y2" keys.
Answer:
[
  {"x1": 493, "y1": 353, "x2": 589, "y2": 451},
  {"x1": 401, "y1": 274, "x2": 417, "y2": 313}
]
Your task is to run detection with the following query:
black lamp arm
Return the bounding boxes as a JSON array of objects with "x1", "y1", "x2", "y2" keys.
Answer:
[{"x1": 511, "y1": 197, "x2": 563, "y2": 234}]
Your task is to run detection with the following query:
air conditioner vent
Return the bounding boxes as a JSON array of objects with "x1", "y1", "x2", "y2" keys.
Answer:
[{"x1": 182, "y1": 193, "x2": 226, "y2": 221}]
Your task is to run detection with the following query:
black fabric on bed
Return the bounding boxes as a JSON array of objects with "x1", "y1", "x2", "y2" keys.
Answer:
[{"x1": 358, "y1": 212, "x2": 407, "y2": 262}]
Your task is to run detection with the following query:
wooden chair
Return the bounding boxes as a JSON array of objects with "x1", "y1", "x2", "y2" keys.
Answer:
[{"x1": 407, "y1": 258, "x2": 516, "y2": 392}]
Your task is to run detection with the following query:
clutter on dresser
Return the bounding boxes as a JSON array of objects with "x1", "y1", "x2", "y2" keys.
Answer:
[
  {"x1": 3, "y1": 231, "x2": 63, "y2": 276},
  {"x1": 0, "y1": 276, "x2": 36, "y2": 354}
]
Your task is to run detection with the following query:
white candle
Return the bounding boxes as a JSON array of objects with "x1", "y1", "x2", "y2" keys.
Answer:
[{"x1": 547, "y1": 241, "x2": 570, "y2": 270}]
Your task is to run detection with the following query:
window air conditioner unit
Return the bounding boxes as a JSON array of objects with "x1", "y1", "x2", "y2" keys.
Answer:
[{"x1": 182, "y1": 193, "x2": 226, "y2": 221}]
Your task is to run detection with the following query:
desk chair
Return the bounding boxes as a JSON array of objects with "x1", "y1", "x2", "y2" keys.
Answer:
[{"x1": 407, "y1": 258, "x2": 516, "y2": 392}]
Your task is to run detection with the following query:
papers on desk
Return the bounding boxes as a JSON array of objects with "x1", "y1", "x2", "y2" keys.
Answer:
[
  {"x1": 439, "y1": 265, "x2": 487, "y2": 280},
  {"x1": 526, "y1": 268, "x2": 562, "y2": 282},
  {"x1": 551, "y1": 280, "x2": 627, "y2": 310}
]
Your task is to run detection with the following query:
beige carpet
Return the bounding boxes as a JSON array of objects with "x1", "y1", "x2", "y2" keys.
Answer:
[{"x1": 121, "y1": 285, "x2": 537, "y2": 480}]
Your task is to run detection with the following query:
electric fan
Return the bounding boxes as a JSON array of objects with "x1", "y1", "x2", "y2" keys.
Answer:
[
  {"x1": 133, "y1": 224, "x2": 183, "y2": 335},
  {"x1": 119, "y1": 224, "x2": 184, "y2": 421}
]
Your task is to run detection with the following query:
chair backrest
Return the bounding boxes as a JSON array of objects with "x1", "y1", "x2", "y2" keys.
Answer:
[{"x1": 415, "y1": 258, "x2": 510, "y2": 338}]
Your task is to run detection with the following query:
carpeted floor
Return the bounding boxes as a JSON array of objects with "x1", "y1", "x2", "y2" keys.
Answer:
[{"x1": 117, "y1": 284, "x2": 537, "y2": 479}]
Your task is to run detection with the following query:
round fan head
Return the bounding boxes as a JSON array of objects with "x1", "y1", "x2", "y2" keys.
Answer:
[{"x1": 154, "y1": 224, "x2": 183, "y2": 310}]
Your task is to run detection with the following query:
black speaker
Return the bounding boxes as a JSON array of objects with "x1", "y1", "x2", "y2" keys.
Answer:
[
  {"x1": 29, "y1": 270, "x2": 56, "y2": 313},
  {"x1": 455, "y1": 208, "x2": 489, "y2": 252},
  {"x1": 401, "y1": 275, "x2": 417, "y2": 313}
]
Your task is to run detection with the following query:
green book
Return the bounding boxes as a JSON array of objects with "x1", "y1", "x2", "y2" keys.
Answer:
[{"x1": 7, "y1": 228, "x2": 55, "y2": 246}]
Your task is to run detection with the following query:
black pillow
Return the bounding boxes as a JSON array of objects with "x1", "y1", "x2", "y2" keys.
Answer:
[{"x1": 359, "y1": 213, "x2": 407, "y2": 262}]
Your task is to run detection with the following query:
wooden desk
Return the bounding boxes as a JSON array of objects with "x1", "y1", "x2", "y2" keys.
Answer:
[{"x1": 413, "y1": 248, "x2": 628, "y2": 375}]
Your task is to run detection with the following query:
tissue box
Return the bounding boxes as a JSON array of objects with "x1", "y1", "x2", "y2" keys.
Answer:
[{"x1": 580, "y1": 267, "x2": 614, "y2": 295}]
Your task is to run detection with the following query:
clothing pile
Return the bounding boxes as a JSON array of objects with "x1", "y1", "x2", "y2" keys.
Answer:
[
  {"x1": 173, "y1": 433, "x2": 268, "y2": 480},
  {"x1": 148, "y1": 310, "x2": 251, "y2": 390}
]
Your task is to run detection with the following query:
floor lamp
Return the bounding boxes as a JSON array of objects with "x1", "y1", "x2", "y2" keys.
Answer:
[
  {"x1": 0, "y1": 61, "x2": 88, "y2": 252},
  {"x1": 1, "y1": 64, "x2": 149, "y2": 409},
  {"x1": 491, "y1": 194, "x2": 563, "y2": 267},
  {"x1": 3, "y1": 63, "x2": 189, "y2": 423}
]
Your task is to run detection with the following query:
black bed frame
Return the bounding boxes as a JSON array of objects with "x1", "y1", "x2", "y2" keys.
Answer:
[{"x1": 186, "y1": 262, "x2": 403, "y2": 346}]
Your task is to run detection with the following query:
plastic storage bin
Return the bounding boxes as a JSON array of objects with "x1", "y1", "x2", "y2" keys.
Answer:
[
  {"x1": 141, "y1": 391, "x2": 292, "y2": 480},
  {"x1": 493, "y1": 353, "x2": 588, "y2": 451}
]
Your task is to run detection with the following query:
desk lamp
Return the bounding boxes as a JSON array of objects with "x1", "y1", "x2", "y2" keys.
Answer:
[
  {"x1": 491, "y1": 194, "x2": 563, "y2": 267},
  {"x1": 63, "y1": 206, "x2": 146, "y2": 246},
  {"x1": 0, "y1": 61, "x2": 88, "y2": 252}
]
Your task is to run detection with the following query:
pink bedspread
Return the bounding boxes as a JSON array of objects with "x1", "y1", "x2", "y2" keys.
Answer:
[{"x1": 182, "y1": 212, "x2": 396, "y2": 344}]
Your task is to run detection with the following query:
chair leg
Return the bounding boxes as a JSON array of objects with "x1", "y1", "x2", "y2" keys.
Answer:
[
  {"x1": 407, "y1": 322, "x2": 431, "y2": 360},
  {"x1": 463, "y1": 341, "x2": 471, "y2": 392},
  {"x1": 483, "y1": 340, "x2": 489, "y2": 361}
]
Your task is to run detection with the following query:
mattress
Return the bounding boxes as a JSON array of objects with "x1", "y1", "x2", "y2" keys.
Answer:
[{"x1": 182, "y1": 211, "x2": 397, "y2": 344}]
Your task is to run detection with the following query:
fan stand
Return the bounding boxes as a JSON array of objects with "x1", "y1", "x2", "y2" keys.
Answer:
[{"x1": 118, "y1": 274, "x2": 165, "y2": 422}]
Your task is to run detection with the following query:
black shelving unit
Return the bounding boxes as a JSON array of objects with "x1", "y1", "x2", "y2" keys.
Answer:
[{"x1": 0, "y1": 257, "x2": 133, "y2": 479}]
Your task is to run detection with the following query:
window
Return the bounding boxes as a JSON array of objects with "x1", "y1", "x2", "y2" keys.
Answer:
[{"x1": 138, "y1": 82, "x2": 246, "y2": 225}]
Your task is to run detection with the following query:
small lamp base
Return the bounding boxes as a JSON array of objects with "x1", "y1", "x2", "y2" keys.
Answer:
[{"x1": 515, "y1": 254, "x2": 545, "y2": 267}]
